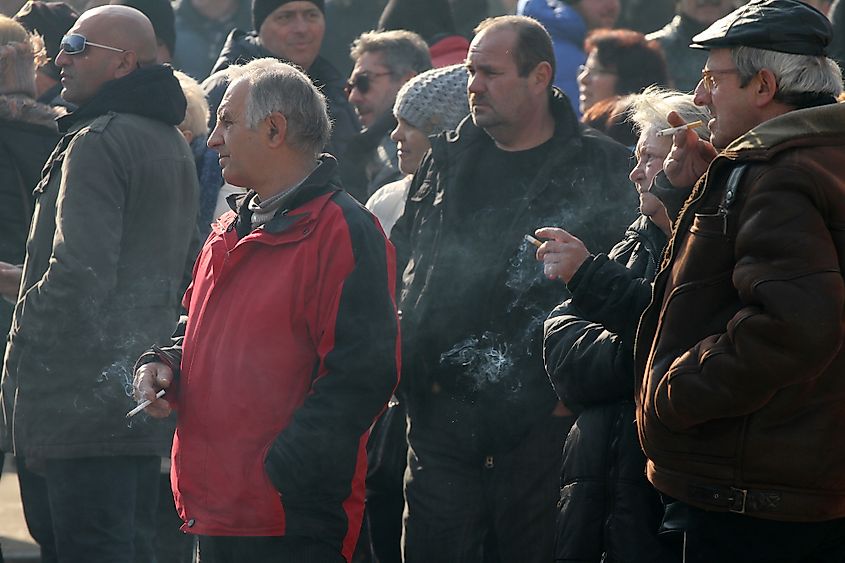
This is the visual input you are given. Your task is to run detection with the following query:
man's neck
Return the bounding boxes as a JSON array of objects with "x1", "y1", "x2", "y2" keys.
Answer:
[
  {"x1": 489, "y1": 105, "x2": 555, "y2": 152},
  {"x1": 253, "y1": 159, "x2": 318, "y2": 201}
]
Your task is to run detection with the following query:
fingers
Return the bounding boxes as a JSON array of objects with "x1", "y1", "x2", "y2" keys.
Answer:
[
  {"x1": 133, "y1": 362, "x2": 173, "y2": 402},
  {"x1": 534, "y1": 227, "x2": 574, "y2": 242},
  {"x1": 666, "y1": 110, "x2": 684, "y2": 128}
]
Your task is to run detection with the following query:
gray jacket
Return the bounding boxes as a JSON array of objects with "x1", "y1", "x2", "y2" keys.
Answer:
[{"x1": 0, "y1": 66, "x2": 199, "y2": 459}]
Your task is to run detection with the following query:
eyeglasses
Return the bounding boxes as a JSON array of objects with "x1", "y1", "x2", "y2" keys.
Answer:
[
  {"x1": 344, "y1": 71, "x2": 393, "y2": 97},
  {"x1": 700, "y1": 68, "x2": 741, "y2": 92},
  {"x1": 60, "y1": 33, "x2": 127, "y2": 55},
  {"x1": 578, "y1": 64, "x2": 617, "y2": 77}
]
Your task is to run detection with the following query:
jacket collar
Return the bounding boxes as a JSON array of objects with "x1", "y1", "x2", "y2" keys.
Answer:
[
  {"x1": 722, "y1": 102, "x2": 845, "y2": 159},
  {"x1": 229, "y1": 154, "x2": 342, "y2": 238},
  {"x1": 57, "y1": 65, "x2": 187, "y2": 133}
]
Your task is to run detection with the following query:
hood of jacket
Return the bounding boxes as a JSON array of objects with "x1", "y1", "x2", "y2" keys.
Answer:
[
  {"x1": 517, "y1": 0, "x2": 586, "y2": 45},
  {"x1": 722, "y1": 102, "x2": 845, "y2": 160},
  {"x1": 209, "y1": 29, "x2": 343, "y2": 90},
  {"x1": 57, "y1": 64, "x2": 187, "y2": 133}
]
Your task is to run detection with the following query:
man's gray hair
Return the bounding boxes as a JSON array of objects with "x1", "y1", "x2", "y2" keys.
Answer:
[
  {"x1": 231, "y1": 58, "x2": 332, "y2": 157},
  {"x1": 731, "y1": 46, "x2": 844, "y2": 103},
  {"x1": 350, "y1": 30, "x2": 432, "y2": 77},
  {"x1": 628, "y1": 86, "x2": 710, "y2": 140}
]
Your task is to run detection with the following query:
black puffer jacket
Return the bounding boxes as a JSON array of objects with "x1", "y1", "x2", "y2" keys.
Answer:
[
  {"x1": 544, "y1": 216, "x2": 675, "y2": 563},
  {"x1": 0, "y1": 96, "x2": 61, "y2": 335},
  {"x1": 202, "y1": 29, "x2": 359, "y2": 161},
  {"x1": 392, "y1": 89, "x2": 637, "y2": 452}
]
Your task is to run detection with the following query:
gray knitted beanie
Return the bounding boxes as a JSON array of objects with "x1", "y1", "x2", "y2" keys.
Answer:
[{"x1": 393, "y1": 63, "x2": 469, "y2": 136}]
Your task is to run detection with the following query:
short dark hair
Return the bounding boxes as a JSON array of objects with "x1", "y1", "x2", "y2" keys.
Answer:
[
  {"x1": 474, "y1": 15, "x2": 556, "y2": 85},
  {"x1": 585, "y1": 29, "x2": 668, "y2": 96}
]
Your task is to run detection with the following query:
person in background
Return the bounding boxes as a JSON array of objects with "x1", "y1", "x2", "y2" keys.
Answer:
[
  {"x1": 577, "y1": 28, "x2": 668, "y2": 117},
  {"x1": 173, "y1": 0, "x2": 251, "y2": 80},
  {"x1": 13, "y1": 0, "x2": 78, "y2": 108},
  {"x1": 202, "y1": 0, "x2": 358, "y2": 161},
  {"x1": 637, "y1": 1, "x2": 845, "y2": 560},
  {"x1": 0, "y1": 16, "x2": 62, "y2": 562},
  {"x1": 615, "y1": 0, "x2": 675, "y2": 34},
  {"x1": 517, "y1": 0, "x2": 621, "y2": 117},
  {"x1": 392, "y1": 15, "x2": 636, "y2": 562},
  {"x1": 377, "y1": 0, "x2": 470, "y2": 67},
  {"x1": 110, "y1": 0, "x2": 175, "y2": 63},
  {"x1": 579, "y1": 94, "x2": 638, "y2": 147},
  {"x1": 647, "y1": 0, "x2": 737, "y2": 92},
  {"x1": 540, "y1": 87, "x2": 709, "y2": 563},
  {"x1": 368, "y1": 63, "x2": 469, "y2": 237},
  {"x1": 133, "y1": 58, "x2": 399, "y2": 563},
  {"x1": 0, "y1": 6, "x2": 198, "y2": 562},
  {"x1": 340, "y1": 29, "x2": 430, "y2": 203},
  {"x1": 359, "y1": 66, "x2": 469, "y2": 563}
]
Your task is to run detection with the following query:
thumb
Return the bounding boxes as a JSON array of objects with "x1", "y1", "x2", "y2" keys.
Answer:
[{"x1": 666, "y1": 110, "x2": 685, "y2": 128}]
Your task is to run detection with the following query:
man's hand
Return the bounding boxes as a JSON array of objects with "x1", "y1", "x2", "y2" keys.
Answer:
[
  {"x1": 663, "y1": 111, "x2": 717, "y2": 189},
  {"x1": 133, "y1": 362, "x2": 174, "y2": 418},
  {"x1": 0, "y1": 262, "x2": 22, "y2": 300},
  {"x1": 534, "y1": 227, "x2": 590, "y2": 284}
]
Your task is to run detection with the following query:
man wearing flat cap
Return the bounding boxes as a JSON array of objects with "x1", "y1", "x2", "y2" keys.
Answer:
[{"x1": 635, "y1": 1, "x2": 845, "y2": 560}]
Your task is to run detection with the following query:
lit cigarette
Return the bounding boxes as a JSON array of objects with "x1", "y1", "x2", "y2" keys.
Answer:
[
  {"x1": 126, "y1": 389, "x2": 165, "y2": 418},
  {"x1": 524, "y1": 234, "x2": 542, "y2": 248},
  {"x1": 655, "y1": 120, "x2": 704, "y2": 137}
]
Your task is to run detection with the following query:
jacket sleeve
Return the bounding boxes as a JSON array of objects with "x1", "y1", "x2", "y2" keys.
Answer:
[
  {"x1": 264, "y1": 199, "x2": 400, "y2": 529},
  {"x1": 544, "y1": 300, "x2": 635, "y2": 410},
  {"x1": 568, "y1": 253, "x2": 654, "y2": 343},
  {"x1": 14, "y1": 129, "x2": 125, "y2": 348},
  {"x1": 654, "y1": 166, "x2": 845, "y2": 431}
]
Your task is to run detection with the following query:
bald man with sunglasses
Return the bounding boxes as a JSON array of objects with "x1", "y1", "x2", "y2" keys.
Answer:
[{"x1": 0, "y1": 5, "x2": 198, "y2": 562}]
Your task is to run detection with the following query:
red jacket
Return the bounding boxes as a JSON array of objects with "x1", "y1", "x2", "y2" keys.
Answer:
[{"x1": 159, "y1": 158, "x2": 400, "y2": 559}]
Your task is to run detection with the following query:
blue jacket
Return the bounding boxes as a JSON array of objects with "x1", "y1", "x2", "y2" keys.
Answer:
[{"x1": 518, "y1": 0, "x2": 586, "y2": 117}]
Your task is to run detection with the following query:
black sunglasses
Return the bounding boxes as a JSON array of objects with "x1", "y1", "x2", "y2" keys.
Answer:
[
  {"x1": 344, "y1": 71, "x2": 393, "y2": 97},
  {"x1": 60, "y1": 33, "x2": 127, "y2": 55}
]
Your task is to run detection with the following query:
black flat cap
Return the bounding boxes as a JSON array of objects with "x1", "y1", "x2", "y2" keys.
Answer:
[{"x1": 690, "y1": 0, "x2": 832, "y2": 56}]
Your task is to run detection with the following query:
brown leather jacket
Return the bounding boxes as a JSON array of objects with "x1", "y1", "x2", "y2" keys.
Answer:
[{"x1": 635, "y1": 102, "x2": 845, "y2": 522}]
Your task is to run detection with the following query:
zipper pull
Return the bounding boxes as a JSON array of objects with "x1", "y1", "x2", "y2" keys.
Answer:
[{"x1": 719, "y1": 205, "x2": 728, "y2": 236}]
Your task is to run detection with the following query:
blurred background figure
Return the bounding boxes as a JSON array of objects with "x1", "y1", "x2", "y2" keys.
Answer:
[
  {"x1": 321, "y1": 0, "x2": 387, "y2": 77},
  {"x1": 13, "y1": 0, "x2": 77, "y2": 108},
  {"x1": 578, "y1": 29, "x2": 668, "y2": 117},
  {"x1": 340, "y1": 29, "x2": 431, "y2": 203},
  {"x1": 378, "y1": 0, "x2": 469, "y2": 67},
  {"x1": 580, "y1": 94, "x2": 637, "y2": 147},
  {"x1": 541, "y1": 87, "x2": 710, "y2": 563},
  {"x1": 646, "y1": 0, "x2": 737, "y2": 92},
  {"x1": 367, "y1": 63, "x2": 469, "y2": 237},
  {"x1": 173, "y1": 0, "x2": 251, "y2": 80},
  {"x1": 616, "y1": 0, "x2": 675, "y2": 33},
  {"x1": 0, "y1": 14, "x2": 61, "y2": 339},
  {"x1": 110, "y1": 0, "x2": 176, "y2": 63},
  {"x1": 517, "y1": 0, "x2": 621, "y2": 116}
]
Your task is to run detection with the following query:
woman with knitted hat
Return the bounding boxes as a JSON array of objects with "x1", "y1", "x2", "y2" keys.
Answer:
[{"x1": 366, "y1": 63, "x2": 469, "y2": 236}]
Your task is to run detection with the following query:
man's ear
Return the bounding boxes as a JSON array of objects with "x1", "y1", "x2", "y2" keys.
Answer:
[
  {"x1": 531, "y1": 61, "x2": 553, "y2": 93},
  {"x1": 754, "y1": 68, "x2": 779, "y2": 107},
  {"x1": 266, "y1": 111, "x2": 287, "y2": 147},
  {"x1": 114, "y1": 50, "x2": 139, "y2": 79}
]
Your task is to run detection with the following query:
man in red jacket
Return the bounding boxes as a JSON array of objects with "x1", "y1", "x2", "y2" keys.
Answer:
[{"x1": 133, "y1": 58, "x2": 400, "y2": 563}]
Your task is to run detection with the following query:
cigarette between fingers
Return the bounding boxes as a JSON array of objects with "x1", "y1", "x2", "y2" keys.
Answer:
[
  {"x1": 524, "y1": 234, "x2": 542, "y2": 248},
  {"x1": 656, "y1": 120, "x2": 704, "y2": 137},
  {"x1": 126, "y1": 389, "x2": 165, "y2": 418}
]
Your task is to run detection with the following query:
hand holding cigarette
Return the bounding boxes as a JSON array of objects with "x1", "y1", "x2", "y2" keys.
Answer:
[
  {"x1": 532, "y1": 227, "x2": 590, "y2": 284},
  {"x1": 131, "y1": 361, "x2": 174, "y2": 418},
  {"x1": 662, "y1": 111, "x2": 717, "y2": 189}
]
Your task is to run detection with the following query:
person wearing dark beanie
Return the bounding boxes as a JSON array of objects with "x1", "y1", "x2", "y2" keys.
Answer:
[
  {"x1": 13, "y1": 0, "x2": 77, "y2": 106},
  {"x1": 110, "y1": 0, "x2": 176, "y2": 63},
  {"x1": 252, "y1": 0, "x2": 323, "y2": 35}
]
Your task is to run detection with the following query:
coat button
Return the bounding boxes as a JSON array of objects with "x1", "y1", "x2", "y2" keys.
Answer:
[{"x1": 187, "y1": 518, "x2": 196, "y2": 528}]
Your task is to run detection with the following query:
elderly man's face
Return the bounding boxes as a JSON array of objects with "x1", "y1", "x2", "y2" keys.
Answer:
[
  {"x1": 693, "y1": 48, "x2": 759, "y2": 149},
  {"x1": 54, "y1": 16, "x2": 126, "y2": 105},
  {"x1": 258, "y1": 1, "x2": 324, "y2": 71},
  {"x1": 208, "y1": 80, "x2": 265, "y2": 188},
  {"x1": 346, "y1": 50, "x2": 405, "y2": 128}
]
